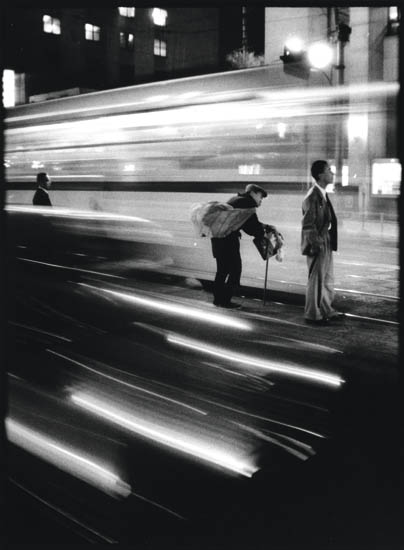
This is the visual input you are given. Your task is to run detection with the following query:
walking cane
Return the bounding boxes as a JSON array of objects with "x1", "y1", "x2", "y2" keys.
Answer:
[{"x1": 263, "y1": 247, "x2": 270, "y2": 306}]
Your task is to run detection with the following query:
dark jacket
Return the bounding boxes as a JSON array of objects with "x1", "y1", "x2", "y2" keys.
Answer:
[
  {"x1": 211, "y1": 192, "x2": 265, "y2": 258},
  {"x1": 301, "y1": 186, "x2": 337, "y2": 255},
  {"x1": 33, "y1": 187, "x2": 52, "y2": 206},
  {"x1": 227, "y1": 193, "x2": 265, "y2": 238}
]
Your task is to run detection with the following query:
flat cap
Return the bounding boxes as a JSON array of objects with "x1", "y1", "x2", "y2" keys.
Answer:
[{"x1": 245, "y1": 183, "x2": 267, "y2": 198}]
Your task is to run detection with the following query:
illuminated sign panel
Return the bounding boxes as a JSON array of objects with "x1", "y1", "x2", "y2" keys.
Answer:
[
  {"x1": 371, "y1": 159, "x2": 401, "y2": 196},
  {"x1": 2, "y1": 69, "x2": 15, "y2": 107}
]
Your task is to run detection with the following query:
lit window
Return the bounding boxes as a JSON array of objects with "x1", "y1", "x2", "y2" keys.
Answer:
[
  {"x1": 43, "y1": 15, "x2": 61, "y2": 35},
  {"x1": 389, "y1": 6, "x2": 399, "y2": 21},
  {"x1": 119, "y1": 7, "x2": 135, "y2": 17},
  {"x1": 154, "y1": 39, "x2": 167, "y2": 57},
  {"x1": 85, "y1": 23, "x2": 100, "y2": 41},
  {"x1": 388, "y1": 6, "x2": 400, "y2": 34},
  {"x1": 2, "y1": 69, "x2": 15, "y2": 108},
  {"x1": 152, "y1": 8, "x2": 167, "y2": 26},
  {"x1": 120, "y1": 32, "x2": 134, "y2": 49}
]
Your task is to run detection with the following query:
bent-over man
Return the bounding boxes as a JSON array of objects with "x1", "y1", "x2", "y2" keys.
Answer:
[{"x1": 211, "y1": 183, "x2": 273, "y2": 309}]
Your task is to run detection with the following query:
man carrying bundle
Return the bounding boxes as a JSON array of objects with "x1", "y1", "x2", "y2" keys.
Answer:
[{"x1": 209, "y1": 184, "x2": 276, "y2": 308}]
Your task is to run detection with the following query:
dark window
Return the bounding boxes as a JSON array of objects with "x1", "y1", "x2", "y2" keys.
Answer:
[{"x1": 120, "y1": 32, "x2": 134, "y2": 49}]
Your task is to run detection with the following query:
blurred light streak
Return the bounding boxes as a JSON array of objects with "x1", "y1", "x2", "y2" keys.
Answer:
[
  {"x1": 6, "y1": 205, "x2": 152, "y2": 223},
  {"x1": 184, "y1": 394, "x2": 326, "y2": 439},
  {"x1": 18, "y1": 257, "x2": 124, "y2": 279},
  {"x1": 71, "y1": 391, "x2": 258, "y2": 477},
  {"x1": 167, "y1": 335, "x2": 344, "y2": 388},
  {"x1": 6, "y1": 80, "x2": 398, "y2": 127},
  {"x1": 6, "y1": 81, "x2": 398, "y2": 142},
  {"x1": 47, "y1": 174, "x2": 104, "y2": 179},
  {"x1": 130, "y1": 490, "x2": 185, "y2": 520},
  {"x1": 10, "y1": 321, "x2": 72, "y2": 342},
  {"x1": 79, "y1": 283, "x2": 252, "y2": 331},
  {"x1": 235, "y1": 423, "x2": 311, "y2": 461},
  {"x1": 179, "y1": 91, "x2": 202, "y2": 99},
  {"x1": 258, "y1": 81, "x2": 399, "y2": 103},
  {"x1": 10, "y1": 478, "x2": 118, "y2": 543},
  {"x1": 145, "y1": 94, "x2": 169, "y2": 102},
  {"x1": 6, "y1": 417, "x2": 131, "y2": 498},
  {"x1": 250, "y1": 336, "x2": 343, "y2": 354},
  {"x1": 47, "y1": 349, "x2": 207, "y2": 415}
]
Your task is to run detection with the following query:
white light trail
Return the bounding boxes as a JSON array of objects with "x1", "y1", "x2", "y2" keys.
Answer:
[
  {"x1": 71, "y1": 392, "x2": 258, "y2": 478},
  {"x1": 5, "y1": 80, "x2": 398, "y2": 126},
  {"x1": 167, "y1": 335, "x2": 344, "y2": 388},
  {"x1": 6, "y1": 417, "x2": 131, "y2": 498},
  {"x1": 47, "y1": 348, "x2": 207, "y2": 416},
  {"x1": 6, "y1": 204, "x2": 152, "y2": 223},
  {"x1": 18, "y1": 257, "x2": 124, "y2": 279},
  {"x1": 78, "y1": 283, "x2": 252, "y2": 331}
]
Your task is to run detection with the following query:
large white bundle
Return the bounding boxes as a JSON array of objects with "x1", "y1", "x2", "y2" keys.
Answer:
[{"x1": 190, "y1": 201, "x2": 255, "y2": 238}]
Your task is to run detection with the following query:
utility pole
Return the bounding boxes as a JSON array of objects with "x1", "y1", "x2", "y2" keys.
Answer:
[
  {"x1": 241, "y1": 6, "x2": 247, "y2": 56},
  {"x1": 332, "y1": 8, "x2": 351, "y2": 189}
]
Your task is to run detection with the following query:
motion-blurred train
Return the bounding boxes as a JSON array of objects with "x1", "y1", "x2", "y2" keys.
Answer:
[{"x1": 4, "y1": 65, "x2": 399, "y2": 294}]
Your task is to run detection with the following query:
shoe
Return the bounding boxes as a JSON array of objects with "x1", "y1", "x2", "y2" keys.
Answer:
[
  {"x1": 305, "y1": 318, "x2": 329, "y2": 326},
  {"x1": 328, "y1": 311, "x2": 346, "y2": 319}
]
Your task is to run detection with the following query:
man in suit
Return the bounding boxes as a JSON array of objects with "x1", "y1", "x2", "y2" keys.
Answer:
[
  {"x1": 211, "y1": 183, "x2": 273, "y2": 309},
  {"x1": 301, "y1": 160, "x2": 343, "y2": 324},
  {"x1": 33, "y1": 172, "x2": 52, "y2": 206}
]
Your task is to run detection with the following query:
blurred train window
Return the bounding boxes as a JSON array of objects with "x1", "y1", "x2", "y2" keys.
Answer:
[
  {"x1": 154, "y1": 38, "x2": 167, "y2": 57},
  {"x1": 85, "y1": 23, "x2": 100, "y2": 41},
  {"x1": 387, "y1": 6, "x2": 400, "y2": 35},
  {"x1": 152, "y1": 8, "x2": 168, "y2": 27},
  {"x1": 120, "y1": 32, "x2": 134, "y2": 49},
  {"x1": 42, "y1": 15, "x2": 61, "y2": 35},
  {"x1": 118, "y1": 7, "x2": 135, "y2": 18},
  {"x1": 372, "y1": 159, "x2": 401, "y2": 196}
]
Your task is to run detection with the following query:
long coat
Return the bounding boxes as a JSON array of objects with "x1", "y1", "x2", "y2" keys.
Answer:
[
  {"x1": 301, "y1": 186, "x2": 337, "y2": 255},
  {"x1": 33, "y1": 187, "x2": 52, "y2": 206}
]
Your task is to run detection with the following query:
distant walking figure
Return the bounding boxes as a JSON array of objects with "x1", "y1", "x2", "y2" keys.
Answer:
[
  {"x1": 301, "y1": 160, "x2": 344, "y2": 324},
  {"x1": 33, "y1": 172, "x2": 52, "y2": 206}
]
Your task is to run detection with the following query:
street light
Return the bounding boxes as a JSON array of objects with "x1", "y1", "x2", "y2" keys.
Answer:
[
  {"x1": 280, "y1": 38, "x2": 310, "y2": 79},
  {"x1": 307, "y1": 42, "x2": 334, "y2": 70}
]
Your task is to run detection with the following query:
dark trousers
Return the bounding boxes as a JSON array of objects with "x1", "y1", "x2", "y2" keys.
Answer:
[{"x1": 211, "y1": 235, "x2": 242, "y2": 305}]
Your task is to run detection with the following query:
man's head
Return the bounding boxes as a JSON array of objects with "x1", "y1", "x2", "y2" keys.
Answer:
[
  {"x1": 245, "y1": 183, "x2": 267, "y2": 207},
  {"x1": 311, "y1": 160, "x2": 334, "y2": 188},
  {"x1": 37, "y1": 172, "x2": 51, "y2": 190}
]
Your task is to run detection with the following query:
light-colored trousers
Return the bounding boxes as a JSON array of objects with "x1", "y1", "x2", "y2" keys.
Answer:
[{"x1": 304, "y1": 235, "x2": 336, "y2": 321}]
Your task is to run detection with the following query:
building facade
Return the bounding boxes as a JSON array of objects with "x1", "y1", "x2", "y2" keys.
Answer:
[{"x1": 3, "y1": 7, "x2": 220, "y2": 103}]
